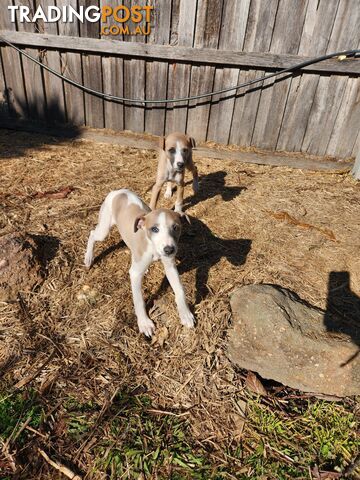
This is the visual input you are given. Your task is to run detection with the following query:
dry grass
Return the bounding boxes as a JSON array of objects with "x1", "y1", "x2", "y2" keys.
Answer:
[{"x1": 0, "y1": 128, "x2": 359, "y2": 479}]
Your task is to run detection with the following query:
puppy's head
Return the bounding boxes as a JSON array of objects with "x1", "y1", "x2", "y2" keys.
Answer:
[
  {"x1": 159, "y1": 132, "x2": 196, "y2": 173},
  {"x1": 134, "y1": 208, "x2": 182, "y2": 258}
]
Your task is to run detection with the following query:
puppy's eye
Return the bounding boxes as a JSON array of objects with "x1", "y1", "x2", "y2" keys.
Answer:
[
  {"x1": 151, "y1": 226, "x2": 159, "y2": 233},
  {"x1": 168, "y1": 148, "x2": 176, "y2": 154},
  {"x1": 182, "y1": 148, "x2": 189, "y2": 154},
  {"x1": 172, "y1": 224, "x2": 179, "y2": 231}
]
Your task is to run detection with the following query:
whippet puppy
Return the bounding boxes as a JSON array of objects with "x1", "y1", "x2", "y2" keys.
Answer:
[
  {"x1": 150, "y1": 132, "x2": 199, "y2": 213},
  {"x1": 84, "y1": 189, "x2": 194, "y2": 337}
]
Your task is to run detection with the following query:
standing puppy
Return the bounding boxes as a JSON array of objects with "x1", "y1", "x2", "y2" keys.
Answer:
[
  {"x1": 84, "y1": 189, "x2": 194, "y2": 337},
  {"x1": 150, "y1": 132, "x2": 199, "y2": 213}
]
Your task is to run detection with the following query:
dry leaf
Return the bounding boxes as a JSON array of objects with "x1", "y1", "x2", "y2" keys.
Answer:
[
  {"x1": 152, "y1": 326, "x2": 169, "y2": 347},
  {"x1": 245, "y1": 371, "x2": 268, "y2": 396},
  {"x1": 31, "y1": 186, "x2": 75, "y2": 199}
]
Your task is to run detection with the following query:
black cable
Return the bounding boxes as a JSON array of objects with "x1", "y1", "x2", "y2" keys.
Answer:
[{"x1": 0, "y1": 35, "x2": 358, "y2": 105}]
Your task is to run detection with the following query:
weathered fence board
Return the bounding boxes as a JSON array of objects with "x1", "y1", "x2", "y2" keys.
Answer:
[
  {"x1": 327, "y1": 77, "x2": 360, "y2": 157},
  {"x1": 80, "y1": 0, "x2": 104, "y2": 129},
  {"x1": 0, "y1": 0, "x2": 359, "y2": 159},
  {"x1": 207, "y1": 0, "x2": 251, "y2": 144},
  {"x1": 57, "y1": 0, "x2": 85, "y2": 126},
  {"x1": 187, "y1": 0, "x2": 224, "y2": 142},
  {"x1": 13, "y1": 0, "x2": 47, "y2": 121},
  {"x1": 252, "y1": 0, "x2": 308, "y2": 150},
  {"x1": 122, "y1": 0, "x2": 145, "y2": 133},
  {"x1": 38, "y1": 0, "x2": 66, "y2": 124},
  {"x1": 300, "y1": 0, "x2": 360, "y2": 156},
  {"x1": 276, "y1": 0, "x2": 340, "y2": 152},
  {"x1": 1, "y1": 30, "x2": 359, "y2": 74},
  {"x1": 165, "y1": 0, "x2": 197, "y2": 134},
  {"x1": 0, "y1": 0, "x2": 27, "y2": 117},
  {"x1": 101, "y1": 0, "x2": 124, "y2": 131},
  {"x1": 229, "y1": 0, "x2": 278, "y2": 146},
  {"x1": 0, "y1": 45, "x2": 8, "y2": 117},
  {"x1": 145, "y1": 0, "x2": 172, "y2": 136}
]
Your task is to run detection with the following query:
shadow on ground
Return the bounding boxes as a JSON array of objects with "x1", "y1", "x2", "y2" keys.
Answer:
[
  {"x1": 324, "y1": 271, "x2": 360, "y2": 365},
  {"x1": 183, "y1": 170, "x2": 246, "y2": 210},
  {"x1": 0, "y1": 94, "x2": 81, "y2": 159}
]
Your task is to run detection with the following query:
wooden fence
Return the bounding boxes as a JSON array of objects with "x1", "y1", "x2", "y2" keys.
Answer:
[{"x1": 0, "y1": 0, "x2": 359, "y2": 159}]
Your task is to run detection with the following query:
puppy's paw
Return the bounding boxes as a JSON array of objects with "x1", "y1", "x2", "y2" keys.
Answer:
[
  {"x1": 179, "y1": 308, "x2": 195, "y2": 329},
  {"x1": 192, "y1": 179, "x2": 199, "y2": 194},
  {"x1": 174, "y1": 204, "x2": 183, "y2": 214},
  {"x1": 164, "y1": 187, "x2": 173, "y2": 199},
  {"x1": 138, "y1": 317, "x2": 155, "y2": 338},
  {"x1": 84, "y1": 253, "x2": 93, "y2": 269}
]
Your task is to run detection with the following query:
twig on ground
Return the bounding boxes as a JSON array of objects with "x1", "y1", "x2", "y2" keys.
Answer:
[
  {"x1": 0, "y1": 439, "x2": 17, "y2": 472},
  {"x1": 38, "y1": 448, "x2": 82, "y2": 480},
  {"x1": 146, "y1": 408, "x2": 190, "y2": 417},
  {"x1": 13, "y1": 350, "x2": 55, "y2": 390}
]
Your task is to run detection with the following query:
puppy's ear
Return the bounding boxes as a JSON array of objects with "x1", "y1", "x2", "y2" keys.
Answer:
[
  {"x1": 134, "y1": 215, "x2": 146, "y2": 232},
  {"x1": 188, "y1": 136, "x2": 196, "y2": 149},
  {"x1": 180, "y1": 212, "x2": 191, "y2": 224},
  {"x1": 159, "y1": 136, "x2": 166, "y2": 151}
]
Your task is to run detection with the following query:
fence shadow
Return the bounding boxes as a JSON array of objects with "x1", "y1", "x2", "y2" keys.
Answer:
[
  {"x1": 324, "y1": 271, "x2": 360, "y2": 365},
  {"x1": 0, "y1": 93, "x2": 81, "y2": 159}
]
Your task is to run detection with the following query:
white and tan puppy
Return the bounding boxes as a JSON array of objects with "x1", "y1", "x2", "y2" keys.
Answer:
[
  {"x1": 84, "y1": 189, "x2": 194, "y2": 337},
  {"x1": 150, "y1": 132, "x2": 199, "y2": 213}
]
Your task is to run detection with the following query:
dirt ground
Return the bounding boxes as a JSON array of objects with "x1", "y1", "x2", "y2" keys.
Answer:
[{"x1": 0, "y1": 128, "x2": 359, "y2": 479}]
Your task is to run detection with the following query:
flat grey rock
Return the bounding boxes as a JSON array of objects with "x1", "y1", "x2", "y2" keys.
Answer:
[{"x1": 228, "y1": 285, "x2": 360, "y2": 397}]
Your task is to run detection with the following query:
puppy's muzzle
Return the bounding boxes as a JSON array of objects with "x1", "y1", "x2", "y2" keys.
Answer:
[
  {"x1": 176, "y1": 162, "x2": 185, "y2": 172},
  {"x1": 163, "y1": 245, "x2": 176, "y2": 256}
]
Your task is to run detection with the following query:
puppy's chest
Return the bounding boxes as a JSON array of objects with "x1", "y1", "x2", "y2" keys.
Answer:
[{"x1": 166, "y1": 169, "x2": 183, "y2": 184}]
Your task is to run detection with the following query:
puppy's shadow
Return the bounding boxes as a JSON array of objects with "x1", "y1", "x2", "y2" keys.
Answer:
[
  {"x1": 183, "y1": 170, "x2": 246, "y2": 211},
  {"x1": 149, "y1": 216, "x2": 251, "y2": 307}
]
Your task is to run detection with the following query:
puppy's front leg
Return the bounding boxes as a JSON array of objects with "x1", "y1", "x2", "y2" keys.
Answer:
[
  {"x1": 189, "y1": 160, "x2": 199, "y2": 194},
  {"x1": 129, "y1": 258, "x2": 155, "y2": 337},
  {"x1": 150, "y1": 181, "x2": 164, "y2": 210},
  {"x1": 174, "y1": 180, "x2": 185, "y2": 214},
  {"x1": 162, "y1": 257, "x2": 194, "y2": 328},
  {"x1": 164, "y1": 182, "x2": 173, "y2": 199}
]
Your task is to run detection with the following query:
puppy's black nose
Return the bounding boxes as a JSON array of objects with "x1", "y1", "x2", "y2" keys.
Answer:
[
  {"x1": 164, "y1": 245, "x2": 175, "y2": 256},
  {"x1": 177, "y1": 162, "x2": 184, "y2": 169}
]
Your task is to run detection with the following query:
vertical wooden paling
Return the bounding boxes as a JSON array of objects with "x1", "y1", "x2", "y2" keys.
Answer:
[
  {"x1": 36, "y1": 0, "x2": 66, "y2": 124},
  {"x1": 56, "y1": 0, "x2": 84, "y2": 126},
  {"x1": 301, "y1": 0, "x2": 360, "y2": 157},
  {"x1": 101, "y1": 0, "x2": 124, "y2": 131},
  {"x1": 0, "y1": 0, "x2": 27, "y2": 117},
  {"x1": 79, "y1": 0, "x2": 104, "y2": 129},
  {"x1": 324, "y1": 0, "x2": 360, "y2": 157},
  {"x1": 0, "y1": 45, "x2": 8, "y2": 117},
  {"x1": 252, "y1": 0, "x2": 308, "y2": 150},
  {"x1": 229, "y1": 0, "x2": 279, "y2": 147},
  {"x1": 165, "y1": 0, "x2": 197, "y2": 134},
  {"x1": 276, "y1": 0, "x2": 340, "y2": 153},
  {"x1": 207, "y1": 0, "x2": 250, "y2": 144},
  {"x1": 145, "y1": 0, "x2": 172, "y2": 136},
  {"x1": 186, "y1": 0, "x2": 224, "y2": 142},
  {"x1": 123, "y1": 0, "x2": 146, "y2": 133},
  {"x1": 14, "y1": 0, "x2": 47, "y2": 121}
]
